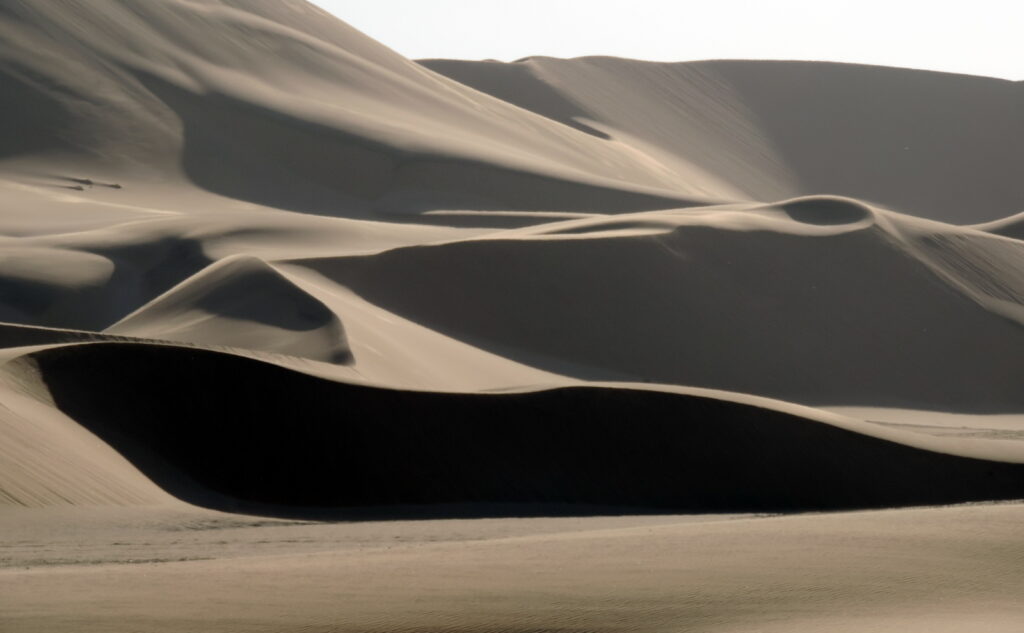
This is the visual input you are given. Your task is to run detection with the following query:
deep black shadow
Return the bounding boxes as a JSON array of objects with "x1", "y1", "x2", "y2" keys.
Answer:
[{"x1": 34, "y1": 343, "x2": 1024, "y2": 518}]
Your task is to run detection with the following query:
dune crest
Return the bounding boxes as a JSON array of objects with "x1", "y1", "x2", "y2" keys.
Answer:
[
  {"x1": 424, "y1": 57, "x2": 1024, "y2": 223},
  {"x1": 3, "y1": 3, "x2": 1024, "y2": 630},
  {"x1": 0, "y1": 358, "x2": 170, "y2": 507},
  {"x1": 973, "y1": 211, "x2": 1024, "y2": 241},
  {"x1": 32, "y1": 343, "x2": 1024, "y2": 514},
  {"x1": 297, "y1": 200, "x2": 1024, "y2": 410},
  {"x1": 0, "y1": 0, "x2": 1022, "y2": 519},
  {"x1": 108, "y1": 255, "x2": 351, "y2": 363}
]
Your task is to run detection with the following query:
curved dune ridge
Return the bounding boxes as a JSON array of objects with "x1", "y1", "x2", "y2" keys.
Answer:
[
  {"x1": 29, "y1": 343, "x2": 1024, "y2": 514},
  {"x1": 974, "y1": 211, "x2": 1024, "y2": 241},
  {"x1": 296, "y1": 199, "x2": 1024, "y2": 410},
  {"x1": 0, "y1": 357, "x2": 170, "y2": 507},
  {"x1": 3, "y1": 2, "x2": 1022, "y2": 220},
  {"x1": 107, "y1": 255, "x2": 351, "y2": 363},
  {"x1": 0, "y1": 0, "x2": 716, "y2": 214},
  {"x1": 0, "y1": 0, "x2": 1022, "y2": 520},
  {"x1": 423, "y1": 57, "x2": 1024, "y2": 223},
  {"x1": 4, "y1": 3, "x2": 1024, "y2": 631}
]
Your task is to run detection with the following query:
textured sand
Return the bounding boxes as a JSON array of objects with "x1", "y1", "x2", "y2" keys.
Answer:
[
  {"x1": 4, "y1": 503, "x2": 1024, "y2": 632},
  {"x1": 1, "y1": 0, "x2": 1023, "y2": 630}
]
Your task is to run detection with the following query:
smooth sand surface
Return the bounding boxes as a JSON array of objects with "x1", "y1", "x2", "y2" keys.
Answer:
[
  {"x1": 4, "y1": 503, "x2": 1024, "y2": 632},
  {"x1": 423, "y1": 57, "x2": 1024, "y2": 224},
  {"x1": 1, "y1": 0, "x2": 1023, "y2": 630}
]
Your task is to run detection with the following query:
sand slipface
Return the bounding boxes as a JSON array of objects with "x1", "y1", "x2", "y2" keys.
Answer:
[{"x1": 1, "y1": 1, "x2": 1023, "y2": 631}]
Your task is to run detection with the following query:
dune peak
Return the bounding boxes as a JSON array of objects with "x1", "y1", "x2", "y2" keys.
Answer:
[{"x1": 107, "y1": 255, "x2": 351, "y2": 364}]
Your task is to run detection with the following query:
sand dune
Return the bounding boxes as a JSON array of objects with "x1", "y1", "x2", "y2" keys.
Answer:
[
  {"x1": 424, "y1": 57, "x2": 1024, "y2": 223},
  {"x1": 0, "y1": 358, "x2": 170, "y2": 507},
  {"x1": 298, "y1": 197, "x2": 1024, "y2": 409},
  {"x1": 1, "y1": 1, "x2": 1023, "y2": 630},
  {"x1": 974, "y1": 211, "x2": 1024, "y2": 240},
  {"x1": 108, "y1": 255, "x2": 350, "y2": 363},
  {"x1": 0, "y1": 247, "x2": 114, "y2": 326},
  {"x1": 0, "y1": 0, "x2": 721, "y2": 215},
  {"x1": 904, "y1": 225, "x2": 1024, "y2": 326},
  {"x1": 0, "y1": 0, "x2": 1020, "y2": 510},
  {"x1": 28, "y1": 343, "x2": 1024, "y2": 514}
]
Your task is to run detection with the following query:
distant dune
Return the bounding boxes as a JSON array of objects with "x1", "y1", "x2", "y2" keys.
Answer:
[{"x1": 423, "y1": 57, "x2": 1024, "y2": 223}]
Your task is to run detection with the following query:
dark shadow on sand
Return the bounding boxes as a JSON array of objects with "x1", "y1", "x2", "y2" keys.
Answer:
[{"x1": 34, "y1": 343, "x2": 1024, "y2": 519}]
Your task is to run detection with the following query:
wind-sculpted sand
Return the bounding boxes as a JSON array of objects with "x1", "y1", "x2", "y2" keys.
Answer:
[{"x1": 1, "y1": 1, "x2": 1022, "y2": 631}]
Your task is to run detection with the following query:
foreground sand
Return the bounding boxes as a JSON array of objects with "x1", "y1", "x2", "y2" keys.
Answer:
[
  {"x1": 1, "y1": 1, "x2": 1023, "y2": 630},
  {"x1": 4, "y1": 503, "x2": 1024, "y2": 632}
]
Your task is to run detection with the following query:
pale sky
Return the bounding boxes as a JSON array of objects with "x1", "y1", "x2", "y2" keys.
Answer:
[{"x1": 314, "y1": 0, "x2": 1023, "y2": 80}]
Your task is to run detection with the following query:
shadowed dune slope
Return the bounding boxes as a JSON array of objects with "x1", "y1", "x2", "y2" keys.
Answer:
[
  {"x1": 0, "y1": 234, "x2": 211, "y2": 332},
  {"x1": 11, "y1": 2, "x2": 1020, "y2": 221},
  {"x1": 0, "y1": 247, "x2": 115, "y2": 327},
  {"x1": 0, "y1": 0, "x2": 713, "y2": 215},
  {"x1": 32, "y1": 343, "x2": 1024, "y2": 514},
  {"x1": 0, "y1": 358, "x2": 170, "y2": 507},
  {"x1": 298, "y1": 207, "x2": 1024, "y2": 410},
  {"x1": 2, "y1": 0, "x2": 1023, "y2": 524},
  {"x1": 107, "y1": 255, "x2": 350, "y2": 363},
  {"x1": 423, "y1": 57, "x2": 1024, "y2": 222}
]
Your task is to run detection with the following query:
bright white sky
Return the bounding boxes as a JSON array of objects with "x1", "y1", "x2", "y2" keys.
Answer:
[{"x1": 314, "y1": 0, "x2": 1022, "y2": 80}]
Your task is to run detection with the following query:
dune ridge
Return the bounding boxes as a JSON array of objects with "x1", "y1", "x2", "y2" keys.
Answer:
[
  {"x1": 423, "y1": 57, "x2": 1024, "y2": 223},
  {"x1": 2, "y1": 3, "x2": 1024, "y2": 630},
  {"x1": 0, "y1": 0, "x2": 723, "y2": 216},
  {"x1": 30, "y1": 343, "x2": 1024, "y2": 515},
  {"x1": 107, "y1": 254, "x2": 351, "y2": 363},
  {"x1": 974, "y1": 211, "x2": 1024, "y2": 240},
  {"x1": 295, "y1": 197, "x2": 1024, "y2": 410},
  {"x1": 0, "y1": 0, "x2": 1022, "y2": 518},
  {"x1": 0, "y1": 357, "x2": 170, "y2": 507}
]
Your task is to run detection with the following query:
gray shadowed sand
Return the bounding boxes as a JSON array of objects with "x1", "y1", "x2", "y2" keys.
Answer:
[{"x1": 423, "y1": 57, "x2": 1024, "y2": 223}]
